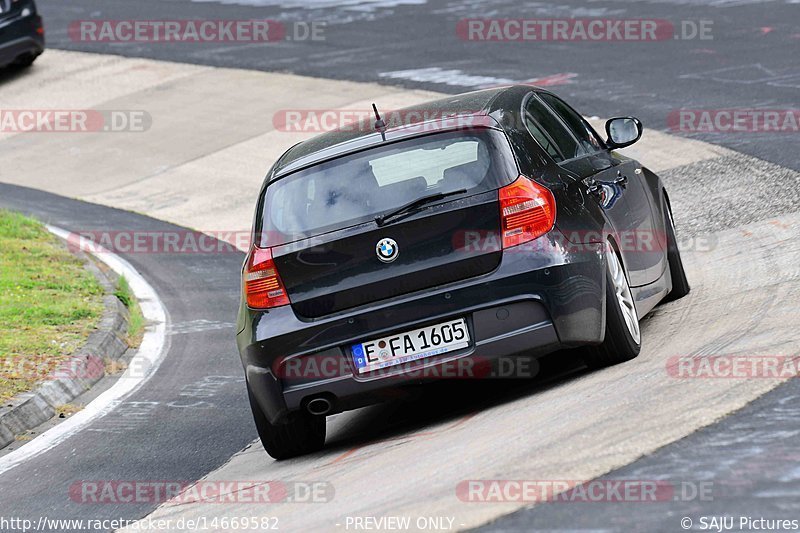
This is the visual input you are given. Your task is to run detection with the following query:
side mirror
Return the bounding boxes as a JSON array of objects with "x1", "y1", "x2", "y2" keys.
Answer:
[{"x1": 605, "y1": 117, "x2": 643, "y2": 149}]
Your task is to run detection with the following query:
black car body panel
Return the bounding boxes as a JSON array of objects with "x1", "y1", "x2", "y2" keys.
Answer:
[
  {"x1": 237, "y1": 85, "x2": 674, "y2": 425},
  {"x1": 240, "y1": 230, "x2": 606, "y2": 423},
  {"x1": 0, "y1": 0, "x2": 44, "y2": 68},
  {"x1": 275, "y1": 192, "x2": 504, "y2": 319},
  {"x1": 261, "y1": 126, "x2": 519, "y2": 319}
]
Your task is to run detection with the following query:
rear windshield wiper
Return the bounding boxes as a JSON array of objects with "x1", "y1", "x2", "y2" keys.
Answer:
[{"x1": 375, "y1": 189, "x2": 467, "y2": 227}]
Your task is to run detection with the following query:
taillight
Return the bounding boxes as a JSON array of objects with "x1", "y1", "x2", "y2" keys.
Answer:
[
  {"x1": 499, "y1": 175, "x2": 556, "y2": 249},
  {"x1": 244, "y1": 246, "x2": 290, "y2": 309}
]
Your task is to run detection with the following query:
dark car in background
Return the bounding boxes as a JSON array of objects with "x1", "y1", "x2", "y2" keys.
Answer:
[
  {"x1": 0, "y1": 0, "x2": 44, "y2": 69},
  {"x1": 237, "y1": 85, "x2": 690, "y2": 459}
]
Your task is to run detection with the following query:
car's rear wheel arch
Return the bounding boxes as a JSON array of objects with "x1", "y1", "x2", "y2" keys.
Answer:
[
  {"x1": 660, "y1": 188, "x2": 691, "y2": 302},
  {"x1": 662, "y1": 188, "x2": 674, "y2": 221},
  {"x1": 580, "y1": 236, "x2": 641, "y2": 368},
  {"x1": 604, "y1": 233, "x2": 639, "y2": 327}
]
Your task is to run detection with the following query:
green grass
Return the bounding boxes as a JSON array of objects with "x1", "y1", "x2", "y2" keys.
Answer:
[
  {"x1": 115, "y1": 275, "x2": 144, "y2": 347},
  {"x1": 114, "y1": 275, "x2": 134, "y2": 308},
  {"x1": 0, "y1": 210, "x2": 104, "y2": 402}
]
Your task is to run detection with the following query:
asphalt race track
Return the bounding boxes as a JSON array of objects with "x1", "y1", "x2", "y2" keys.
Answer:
[
  {"x1": 1, "y1": 0, "x2": 800, "y2": 531},
  {"x1": 0, "y1": 183, "x2": 252, "y2": 524},
  {"x1": 36, "y1": 0, "x2": 800, "y2": 172},
  {"x1": 1, "y1": 179, "x2": 799, "y2": 531}
]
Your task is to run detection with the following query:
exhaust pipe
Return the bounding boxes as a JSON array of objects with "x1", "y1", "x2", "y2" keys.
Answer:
[{"x1": 306, "y1": 397, "x2": 332, "y2": 416}]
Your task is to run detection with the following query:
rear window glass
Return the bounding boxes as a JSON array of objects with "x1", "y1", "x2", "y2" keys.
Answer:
[{"x1": 258, "y1": 128, "x2": 517, "y2": 247}]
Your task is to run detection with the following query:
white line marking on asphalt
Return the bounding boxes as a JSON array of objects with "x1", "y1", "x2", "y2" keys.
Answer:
[
  {"x1": 0, "y1": 226, "x2": 170, "y2": 476},
  {"x1": 378, "y1": 67, "x2": 577, "y2": 89},
  {"x1": 379, "y1": 67, "x2": 519, "y2": 88},
  {"x1": 189, "y1": 0, "x2": 426, "y2": 10}
]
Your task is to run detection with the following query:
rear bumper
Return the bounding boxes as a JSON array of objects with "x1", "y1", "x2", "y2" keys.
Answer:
[
  {"x1": 238, "y1": 232, "x2": 606, "y2": 423},
  {"x1": 0, "y1": 14, "x2": 44, "y2": 67}
]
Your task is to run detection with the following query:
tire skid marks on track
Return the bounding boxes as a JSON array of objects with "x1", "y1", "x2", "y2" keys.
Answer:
[
  {"x1": 85, "y1": 401, "x2": 160, "y2": 435},
  {"x1": 86, "y1": 376, "x2": 244, "y2": 434},
  {"x1": 167, "y1": 319, "x2": 236, "y2": 335},
  {"x1": 324, "y1": 413, "x2": 477, "y2": 468},
  {"x1": 677, "y1": 215, "x2": 800, "y2": 361},
  {"x1": 120, "y1": 210, "x2": 800, "y2": 532},
  {"x1": 680, "y1": 63, "x2": 800, "y2": 89}
]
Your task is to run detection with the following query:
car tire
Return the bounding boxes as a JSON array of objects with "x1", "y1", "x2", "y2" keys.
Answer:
[
  {"x1": 662, "y1": 200, "x2": 691, "y2": 302},
  {"x1": 13, "y1": 54, "x2": 37, "y2": 68},
  {"x1": 583, "y1": 247, "x2": 641, "y2": 369},
  {"x1": 247, "y1": 383, "x2": 326, "y2": 460}
]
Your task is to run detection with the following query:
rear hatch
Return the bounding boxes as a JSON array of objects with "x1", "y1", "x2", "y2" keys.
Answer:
[{"x1": 258, "y1": 127, "x2": 519, "y2": 319}]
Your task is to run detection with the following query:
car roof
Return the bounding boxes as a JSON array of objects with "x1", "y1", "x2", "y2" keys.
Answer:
[{"x1": 269, "y1": 84, "x2": 536, "y2": 180}]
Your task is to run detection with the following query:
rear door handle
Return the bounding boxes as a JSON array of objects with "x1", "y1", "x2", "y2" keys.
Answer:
[{"x1": 613, "y1": 171, "x2": 628, "y2": 187}]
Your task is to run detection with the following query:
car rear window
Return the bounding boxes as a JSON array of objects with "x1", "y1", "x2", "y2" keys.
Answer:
[{"x1": 258, "y1": 128, "x2": 517, "y2": 247}]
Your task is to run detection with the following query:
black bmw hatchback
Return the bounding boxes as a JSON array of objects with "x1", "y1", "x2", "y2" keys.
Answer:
[
  {"x1": 237, "y1": 85, "x2": 690, "y2": 459},
  {"x1": 0, "y1": 0, "x2": 44, "y2": 69}
]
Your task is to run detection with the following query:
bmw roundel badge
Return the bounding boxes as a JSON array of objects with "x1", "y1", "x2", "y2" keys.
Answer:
[{"x1": 376, "y1": 238, "x2": 399, "y2": 263}]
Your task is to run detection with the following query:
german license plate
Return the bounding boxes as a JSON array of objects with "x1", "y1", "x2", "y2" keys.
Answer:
[{"x1": 350, "y1": 318, "x2": 470, "y2": 374}]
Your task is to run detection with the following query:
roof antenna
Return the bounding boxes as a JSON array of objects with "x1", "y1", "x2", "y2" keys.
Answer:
[{"x1": 372, "y1": 103, "x2": 386, "y2": 141}]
